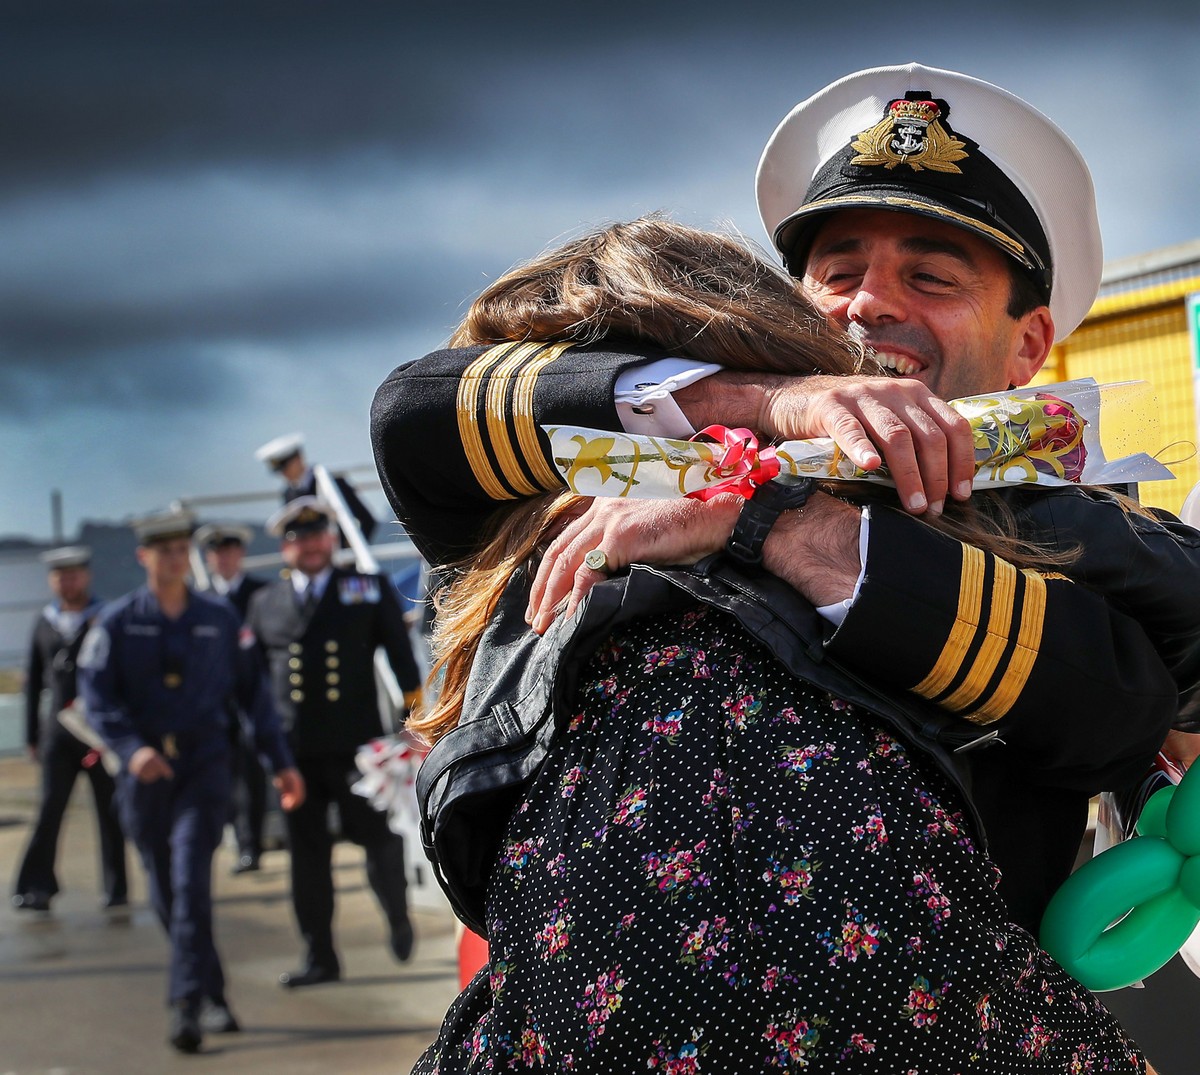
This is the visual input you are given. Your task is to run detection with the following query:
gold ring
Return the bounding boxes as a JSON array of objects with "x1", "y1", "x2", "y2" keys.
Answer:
[{"x1": 584, "y1": 548, "x2": 610, "y2": 573}]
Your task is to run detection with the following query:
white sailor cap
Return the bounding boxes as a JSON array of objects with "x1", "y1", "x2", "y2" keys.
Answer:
[
  {"x1": 254, "y1": 432, "x2": 305, "y2": 470},
  {"x1": 265, "y1": 496, "x2": 335, "y2": 540},
  {"x1": 131, "y1": 508, "x2": 196, "y2": 546},
  {"x1": 756, "y1": 62, "x2": 1103, "y2": 338},
  {"x1": 194, "y1": 522, "x2": 254, "y2": 549},
  {"x1": 39, "y1": 545, "x2": 92, "y2": 570}
]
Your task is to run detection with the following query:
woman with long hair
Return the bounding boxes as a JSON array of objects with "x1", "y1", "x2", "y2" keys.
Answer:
[{"x1": 395, "y1": 218, "x2": 1160, "y2": 1073}]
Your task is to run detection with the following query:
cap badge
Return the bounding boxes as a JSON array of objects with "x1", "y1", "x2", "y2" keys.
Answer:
[{"x1": 851, "y1": 96, "x2": 968, "y2": 173}]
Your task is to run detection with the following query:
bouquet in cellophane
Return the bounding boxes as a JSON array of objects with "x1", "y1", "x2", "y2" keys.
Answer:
[
  {"x1": 546, "y1": 378, "x2": 1174, "y2": 500},
  {"x1": 351, "y1": 731, "x2": 428, "y2": 836}
]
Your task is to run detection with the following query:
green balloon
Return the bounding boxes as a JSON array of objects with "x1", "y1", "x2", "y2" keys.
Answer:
[
  {"x1": 1040, "y1": 835, "x2": 1198, "y2": 991},
  {"x1": 1135, "y1": 785, "x2": 1174, "y2": 839},
  {"x1": 1168, "y1": 764, "x2": 1200, "y2": 855}
]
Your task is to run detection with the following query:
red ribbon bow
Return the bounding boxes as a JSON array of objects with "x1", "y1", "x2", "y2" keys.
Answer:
[{"x1": 686, "y1": 425, "x2": 780, "y2": 500}]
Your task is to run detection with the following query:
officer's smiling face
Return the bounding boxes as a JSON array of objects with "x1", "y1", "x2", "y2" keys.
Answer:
[
  {"x1": 282, "y1": 528, "x2": 335, "y2": 576},
  {"x1": 800, "y1": 210, "x2": 1053, "y2": 400}
]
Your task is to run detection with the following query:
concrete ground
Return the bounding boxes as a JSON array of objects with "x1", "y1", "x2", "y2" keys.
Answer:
[{"x1": 0, "y1": 755, "x2": 462, "y2": 1075}]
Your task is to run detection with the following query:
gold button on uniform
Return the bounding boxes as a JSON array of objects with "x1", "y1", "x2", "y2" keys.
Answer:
[
  {"x1": 326, "y1": 688, "x2": 340, "y2": 702},
  {"x1": 326, "y1": 673, "x2": 340, "y2": 685},
  {"x1": 288, "y1": 657, "x2": 302, "y2": 670},
  {"x1": 289, "y1": 673, "x2": 303, "y2": 686},
  {"x1": 325, "y1": 656, "x2": 339, "y2": 669},
  {"x1": 290, "y1": 689, "x2": 305, "y2": 703},
  {"x1": 325, "y1": 640, "x2": 338, "y2": 653},
  {"x1": 289, "y1": 643, "x2": 302, "y2": 655}
]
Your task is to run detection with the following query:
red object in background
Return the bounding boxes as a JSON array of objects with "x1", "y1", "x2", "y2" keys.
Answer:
[{"x1": 458, "y1": 928, "x2": 489, "y2": 989}]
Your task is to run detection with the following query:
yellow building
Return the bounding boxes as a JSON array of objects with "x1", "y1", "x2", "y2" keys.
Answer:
[{"x1": 1038, "y1": 238, "x2": 1200, "y2": 516}]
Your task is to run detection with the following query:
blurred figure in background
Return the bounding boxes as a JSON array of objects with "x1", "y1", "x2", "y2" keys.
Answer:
[
  {"x1": 196, "y1": 522, "x2": 270, "y2": 874},
  {"x1": 12, "y1": 545, "x2": 127, "y2": 913},
  {"x1": 78, "y1": 509, "x2": 304, "y2": 1054},
  {"x1": 244, "y1": 496, "x2": 422, "y2": 989}
]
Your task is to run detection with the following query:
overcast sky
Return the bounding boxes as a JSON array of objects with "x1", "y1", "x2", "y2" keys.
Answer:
[{"x1": 3, "y1": 0, "x2": 1197, "y2": 541}]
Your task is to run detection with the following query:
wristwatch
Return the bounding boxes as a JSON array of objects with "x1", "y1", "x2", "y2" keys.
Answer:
[{"x1": 725, "y1": 476, "x2": 816, "y2": 567}]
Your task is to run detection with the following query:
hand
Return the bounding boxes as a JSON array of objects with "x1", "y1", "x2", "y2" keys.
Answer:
[
  {"x1": 757, "y1": 374, "x2": 977, "y2": 516},
  {"x1": 1164, "y1": 729, "x2": 1200, "y2": 771},
  {"x1": 526, "y1": 495, "x2": 743, "y2": 634},
  {"x1": 274, "y1": 767, "x2": 306, "y2": 811},
  {"x1": 128, "y1": 746, "x2": 173, "y2": 783}
]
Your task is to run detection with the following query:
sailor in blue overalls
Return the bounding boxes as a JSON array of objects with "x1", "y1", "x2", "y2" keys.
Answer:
[{"x1": 77, "y1": 509, "x2": 305, "y2": 1054}]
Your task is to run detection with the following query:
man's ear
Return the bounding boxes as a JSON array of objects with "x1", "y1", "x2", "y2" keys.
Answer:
[{"x1": 1007, "y1": 306, "x2": 1055, "y2": 387}]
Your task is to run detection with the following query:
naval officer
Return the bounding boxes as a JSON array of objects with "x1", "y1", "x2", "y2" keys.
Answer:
[
  {"x1": 77, "y1": 509, "x2": 305, "y2": 1054},
  {"x1": 244, "y1": 496, "x2": 422, "y2": 987}
]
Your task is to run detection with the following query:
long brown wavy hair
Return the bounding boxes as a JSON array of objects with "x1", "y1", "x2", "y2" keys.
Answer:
[{"x1": 414, "y1": 216, "x2": 1079, "y2": 744}]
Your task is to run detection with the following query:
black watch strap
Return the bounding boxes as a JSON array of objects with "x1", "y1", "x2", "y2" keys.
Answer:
[{"x1": 725, "y1": 477, "x2": 816, "y2": 567}]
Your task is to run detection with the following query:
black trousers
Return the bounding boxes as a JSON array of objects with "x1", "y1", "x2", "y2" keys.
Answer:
[
  {"x1": 14, "y1": 731, "x2": 127, "y2": 903},
  {"x1": 284, "y1": 753, "x2": 408, "y2": 972}
]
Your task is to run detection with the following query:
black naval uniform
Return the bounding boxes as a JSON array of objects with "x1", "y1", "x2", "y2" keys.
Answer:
[
  {"x1": 13, "y1": 597, "x2": 128, "y2": 909},
  {"x1": 214, "y1": 573, "x2": 270, "y2": 867},
  {"x1": 284, "y1": 469, "x2": 377, "y2": 544},
  {"x1": 245, "y1": 566, "x2": 422, "y2": 978},
  {"x1": 370, "y1": 339, "x2": 1200, "y2": 933}
]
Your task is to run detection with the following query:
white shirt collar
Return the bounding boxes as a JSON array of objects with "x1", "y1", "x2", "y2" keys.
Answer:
[
  {"x1": 210, "y1": 572, "x2": 243, "y2": 596},
  {"x1": 291, "y1": 565, "x2": 333, "y2": 599}
]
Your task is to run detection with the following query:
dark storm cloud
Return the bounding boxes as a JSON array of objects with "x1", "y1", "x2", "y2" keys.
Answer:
[
  {"x1": 8, "y1": 0, "x2": 1191, "y2": 191},
  {"x1": 0, "y1": 339, "x2": 238, "y2": 416},
  {"x1": 2, "y1": 251, "x2": 472, "y2": 355},
  {"x1": 0, "y1": 246, "x2": 485, "y2": 408},
  {"x1": 2, "y1": 0, "x2": 730, "y2": 190}
]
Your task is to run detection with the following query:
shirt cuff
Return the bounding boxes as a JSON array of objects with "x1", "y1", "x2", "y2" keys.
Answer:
[
  {"x1": 815, "y1": 509, "x2": 869, "y2": 627},
  {"x1": 614, "y1": 359, "x2": 723, "y2": 437}
]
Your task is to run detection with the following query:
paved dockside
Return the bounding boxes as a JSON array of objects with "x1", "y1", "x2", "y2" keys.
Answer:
[{"x1": 0, "y1": 755, "x2": 460, "y2": 1074}]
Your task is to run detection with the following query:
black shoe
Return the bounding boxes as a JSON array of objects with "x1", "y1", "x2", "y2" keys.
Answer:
[
  {"x1": 101, "y1": 893, "x2": 129, "y2": 910},
  {"x1": 389, "y1": 916, "x2": 415, "y2": 962},
  {"x1": 231, "y1": 853, "x2": 260, "y2": 875},
  {"x1": 278, "y1": 965, "x2": 340, "y2": 988},
  {"x1": 200, "y1": 998, "x2": 241, "y2": 1033},
  {"x1": 168, "y1": 1006, "x2": 202, "y2": 1054},
  {"x1": 11, "y1": 891, "x2": 51, "y2": 912}
]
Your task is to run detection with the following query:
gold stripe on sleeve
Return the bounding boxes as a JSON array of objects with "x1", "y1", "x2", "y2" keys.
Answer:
[
  {"x1": 965, "y1": 569, "x2": 1047, "y2": 725},
  {"x1": 485, "y1": 342, "x2": 544, "y2": 496},
  {"x1": 939, "y1": 557, "x2": 1018, "y2": 713},
  {"x1": 912, "y1": 543, "x2": 986, "y2": 700},
  {"x1": 457, "y1": 343, "x2": 519, "y2": 502},
  {"x1": 512, "y1": 342, "x2": 574, "y2": 491}
]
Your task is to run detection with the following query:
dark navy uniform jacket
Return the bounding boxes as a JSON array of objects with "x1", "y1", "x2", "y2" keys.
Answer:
[
  {"x1": 218, "y1": 574, "x2": 267, "y2": 623},
  {"x1": 77, "y1": 587, "x2": 292, "y2": 773},
  {"x1": 25, "y1": 597, "x2": 104, "y2": 748},
  {"x1": 245, "y1": 567, "x2": 421, "y2": 759}
]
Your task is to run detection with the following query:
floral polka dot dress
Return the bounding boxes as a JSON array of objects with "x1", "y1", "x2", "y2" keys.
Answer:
[{"x1": 414, "y1": 605, "x2": 1144, "y2": 1073}]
